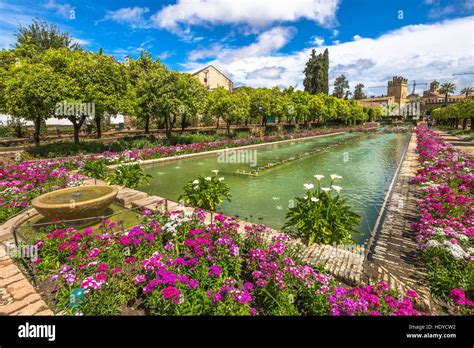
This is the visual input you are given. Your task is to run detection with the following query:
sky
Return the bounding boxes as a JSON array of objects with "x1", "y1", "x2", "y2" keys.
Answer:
[{"x1": 0, "y1": 0, "x2": 473, "y2": 96}]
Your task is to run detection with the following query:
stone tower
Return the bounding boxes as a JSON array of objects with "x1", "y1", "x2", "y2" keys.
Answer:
[
  {"x1": 429, "y1": 80, "x2": 440, "y2": 94},
  {"x1": 387, "y1": 76, "x2": 408, "y2": 106}
]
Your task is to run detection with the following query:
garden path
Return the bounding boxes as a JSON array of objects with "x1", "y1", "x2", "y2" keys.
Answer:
[
  {"x1": 433, "y1": 129, "x2": 474, "y2": 156},
  {"x1": 363, "y1": 135, "x2": 434, "y2": 311}
]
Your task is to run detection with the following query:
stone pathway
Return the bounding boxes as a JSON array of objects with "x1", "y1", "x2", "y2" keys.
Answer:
[
  {"x1": 433, "y1": 129, "x2": 474, "y2": 156},
  {"x1": 363, "y1": 135, "x2": 434, "y2": 310},
  {"x1": 0, "y1": 239, "x2": 53, "y2": 316}
]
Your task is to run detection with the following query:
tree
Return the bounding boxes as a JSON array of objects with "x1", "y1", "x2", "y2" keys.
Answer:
[
  {"x1": 128, "y1": 51, "x2": 167, "y2": 134},
  {"x1": 353, "y1": 83, "x2": 366, "y2": 100},
  {"x1": 303, "y1": 49, "x2": 328, "y2": 95},
  {"x1": 206, "y1": 87, "x2": 230, "y2": 129},
  {"x1": 460, "y1": 87, "x2": 474, "y2": 97},
  {"x1": 250, "y1": 88, "x2": 272, "y2": 129},
  {"x1": 3, "y1": 59, "x2": 66, "y2": 146},
  {"x1": 291, "y1": 90, "x2": 311, "y2": 125},
  {"x1": 175, "y1": 73, "x2": 207, "y2": 131},
  {"x1": 332, "y1": 74, "x2": 350, "y2": 99},
  {"x1": 90, "y1": 51, "x2": 131, "y2": 138},
  {"x1": 308, "y1": 94, "x2": 325, "y2": 125},
  {"x1": 322, "y1": 49, "x2": 329, "y2": 95},
  {"x1": 14, "y1": 20, "x2": 81, "y2": 54},
  {"x1": 440, "y1": 82, "x2": 456, "y2": 106},
  {"x1": 221, "y1": 92, "x2": 250, "y2": 133}
]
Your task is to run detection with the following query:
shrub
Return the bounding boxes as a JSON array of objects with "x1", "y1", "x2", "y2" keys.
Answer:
[
  {"x1": 80, "y1": 160, "x2": 108, "y2": 180},
  {"x1": 179, "y1": 170, "x2": 231, "y2": 211},
  {"x1": 284, "y1": 175, "x2": 361, "y2": 245},
  {"x1": 105, "y1": 163, "x2": 151, "y2": 188}
]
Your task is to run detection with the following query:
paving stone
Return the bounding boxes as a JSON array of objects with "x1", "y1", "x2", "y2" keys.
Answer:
[
  {"x1": 12, "y1": 300, "x2": 48, "y2": 315},
  {"x1": 35, "y1": 309, "x2": 54, "y2": 316},
  {"x1": 0, "y1": 272, "x2": 24, "y2": 288},
  {"x1": 0, "y1": 293, "x2": 41, "y2": 314},
  {"x1": 0, "y1": 263, "x2": 20, "y2": 279}
]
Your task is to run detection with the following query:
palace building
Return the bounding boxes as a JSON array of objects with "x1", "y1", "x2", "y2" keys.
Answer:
[
  {"x1": 192, "y1": 65, "x2": 233, "y2": 91},
  {"x1": 357, "y1": 76, "x2": 470, "y2": 114}
]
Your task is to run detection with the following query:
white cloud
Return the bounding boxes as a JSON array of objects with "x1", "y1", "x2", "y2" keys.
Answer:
[
  {"x1": 188, "y1": 26, "x2": 295, "y2": 63},
  {"x1": 246, "y1": 66, "x2": 286, "y2": 80},
  {"x1": 101, "y1": 7, "x2": 151, "y2": 28},
  {"x1": 182, "y1": 17, "x2": 474, "y2": 93},
  {"x1": 311, "y1": 36, "x2": 325, "y2": 46},
  {"x1": 71, "y1": 37, "x2": 90, "y2": 46},
  {"x1": 188, "y1": 43, "x2": 223, "y2": 61},
  {"x1": 0, "y1": 28, "x2": 15, "y2": 49},
  {"x1": 151, "y1": 0, "x2": 339, "y2": 31},
  {"x1": 44, "y1": 0, "x2": 74, "y2": 19}
]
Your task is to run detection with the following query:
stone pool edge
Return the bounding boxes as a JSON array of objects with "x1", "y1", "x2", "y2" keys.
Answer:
[{"x1": 108, "y1": 131, "x2": 350, "y2": 169}]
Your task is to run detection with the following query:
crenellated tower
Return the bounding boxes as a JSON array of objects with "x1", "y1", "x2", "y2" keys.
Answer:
[{"x1": 387, "y1": 76, "x2": 408, "y2": 106}]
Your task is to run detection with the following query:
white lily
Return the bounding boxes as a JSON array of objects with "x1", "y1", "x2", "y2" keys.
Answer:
[
  {"x1": 330, "y1": 174, "x2": 342, "y2": 180},
  {"x1": 211, "y1": 170, "x2": 219, "y2": 175},
  {"x1": 304, "y1": 183, "x2": 315, "y2": 190},
  {"x1": 218, "y1": 177, "x2": 224, "y2": 181},
  {"x1": 332, "y1": 185, "x2": 342, "y2": 193},
  {"x1": 314, "y1": 175, "x2": 324, "y2": 181},
  {"x1": 205, "y1": 177, "x2": 212, "y2": 181},
  {"x1": 310, "y1": 197, "x2": 319, "y2": 202},
  {"x1": 321, "y1": 187, "x2": 331, "y2": 192},
  {"x1": 192, "y1": 180, "x2": 199, "y2": 185}
]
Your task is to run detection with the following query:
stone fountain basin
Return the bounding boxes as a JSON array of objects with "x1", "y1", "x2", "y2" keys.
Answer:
[{"x1": 31, "y1": 185, "x2": 119, "y2": 221}]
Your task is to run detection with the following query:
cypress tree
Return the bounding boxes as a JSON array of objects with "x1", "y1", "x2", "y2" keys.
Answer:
[
  {"x1": 322, "y1": 49, "x2": 329, "y2": 95},
  {"x1": 303, "y1": 49, "x2": 329, "y2": 95}
]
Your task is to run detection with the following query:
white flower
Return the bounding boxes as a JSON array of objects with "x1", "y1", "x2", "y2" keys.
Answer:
[
  {"x1": 457, "y1": 234, "x2": 468, "y2": 242},
  {"x1": 443, "y1": 240, "x2": 469, "y2": 259},
  {"x1": 330, "y1": 174, "x2": 342, "y2": 180},
  {"x1": 310, "y1": 197, "x2": 319, "y2": 202},
  {"x1": 218, "y1": 177, "x2": 224, "y2": 181},
  {"x1": 211, "y1": 170, "x2": 219, "y2": 175},
  {"x1": 314, "y1": 175, "x2": 324, "y2": 181},
  {"x1": 192, "y1": 180, "x2": 199, "y2": 185},
  {"x1": 304, "y1": 183, "x2": 314, "y2": 190},
  {"x1": 425, "y1": 239, "x2": 440, "y2": 248},
  {"x1": 321, "y1": 187, "x2": 331, "y2": 192},
  {"x1": 332, "y1": 185, "x2": 342, "y2": 193},
  {"x1": 205, "y1": 177, "x2": 212, "y2": 181}
]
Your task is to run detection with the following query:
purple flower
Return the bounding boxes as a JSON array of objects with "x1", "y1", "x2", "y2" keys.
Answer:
[
  {"x1": 189, "y1": 279, "x2": 199, "y2": 289},
  {"x1": 209, "y1": 265, "x2": 221, "y2": 277}
]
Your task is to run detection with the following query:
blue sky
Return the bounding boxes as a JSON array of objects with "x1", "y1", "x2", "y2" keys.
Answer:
[{"x1": 0, "y1": 0, "x2": 473, "y2": 95}]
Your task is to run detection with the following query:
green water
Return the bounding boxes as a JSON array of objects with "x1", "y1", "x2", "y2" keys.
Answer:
[
  {"x1": 138, "y1": 132, "x2": 411, "y2": 243},
  {"x1": 40, "y1": 187, "x2": 112, "y2": 204}
]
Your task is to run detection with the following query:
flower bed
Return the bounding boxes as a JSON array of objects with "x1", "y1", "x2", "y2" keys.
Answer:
[
  {"x1": 31, "y1": 209, "x2": 421, "y2": 316},
  {"x1": 0, "y1": 159, "x2": 84, "y2": 224},
  {"x1": 411, "y1": 125, "x2": 473, "y2": 313}
]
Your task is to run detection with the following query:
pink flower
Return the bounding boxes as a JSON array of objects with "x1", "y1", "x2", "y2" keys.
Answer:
[
  {"x1": 209, "y1": 265, "x2": 221, "y2": 277},
  {"x1": 134, "y1": 275, "x2": 147, "y2": 284},
  {"x1": 97, "y1": 264, "x2": 108, "y2": 272},
  {"x1": 162, "y1": 286, "x2": 180, "y2": 304}
]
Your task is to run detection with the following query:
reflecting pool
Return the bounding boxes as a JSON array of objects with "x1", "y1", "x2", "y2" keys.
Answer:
[{"x1": 138, "y1": 131, "x2": 411, "y2": 243}]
